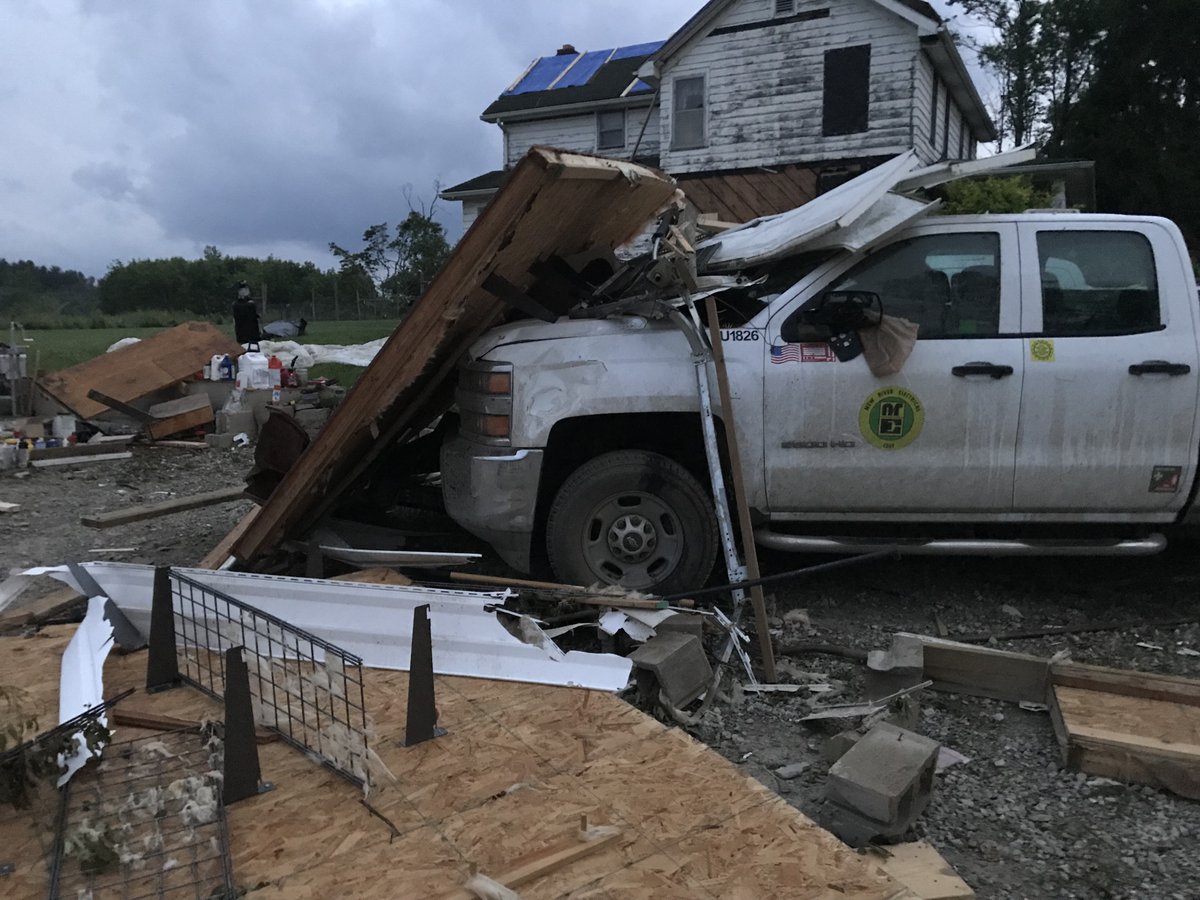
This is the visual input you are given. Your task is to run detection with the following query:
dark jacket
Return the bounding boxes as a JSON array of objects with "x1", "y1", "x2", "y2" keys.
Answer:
[{"x1": 232, "y1": 297, "x2": 261, "y2": 344}]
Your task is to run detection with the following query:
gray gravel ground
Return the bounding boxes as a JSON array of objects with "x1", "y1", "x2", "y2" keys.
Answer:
[
  {"x1": 5, "y1": 447, "x2": 1200, "y2": 898},
  {"x1": 685, "y1": 548, "x2": 1200, "y2": 900}
]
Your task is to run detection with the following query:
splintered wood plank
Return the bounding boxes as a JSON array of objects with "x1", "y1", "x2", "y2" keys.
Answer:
[
  {"x1": 1054, "y1": 685, "x2": 1200, "y2": 799},
  {"x1": 38, "y1": 322, "x2": 241, "y2": 419},
  {"x1": 232, "y1": 149, "x2": 677, "y2": 564},
  {"x1": 81, "y1": 485, "x2": 246, "y2": 529}
]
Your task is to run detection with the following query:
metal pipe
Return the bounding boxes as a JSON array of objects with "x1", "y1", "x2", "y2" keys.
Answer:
[
  {"x1": 657, "y1": 549, "x2": 897, "y2": 604},
  {"x1": 754, "y1": 531, "x2": 1168, "y2": 557}
]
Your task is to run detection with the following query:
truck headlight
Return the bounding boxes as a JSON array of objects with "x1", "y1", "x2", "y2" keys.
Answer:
[{"x1": 457, "y1": 361, "x2": 513, "y2": 445}]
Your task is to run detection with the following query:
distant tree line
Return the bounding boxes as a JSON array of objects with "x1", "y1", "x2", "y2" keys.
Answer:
[
  {"x1": 0, "y1": 259, "x2": 98, "y2": 323},
  {"x1": 0, "y1": 208, "x2": 452, "y2": 329}
]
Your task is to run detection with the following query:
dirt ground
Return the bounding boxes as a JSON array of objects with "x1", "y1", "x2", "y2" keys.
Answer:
[{"x1": 4, "y1": 446, "x2": 1199, "y2": 899}]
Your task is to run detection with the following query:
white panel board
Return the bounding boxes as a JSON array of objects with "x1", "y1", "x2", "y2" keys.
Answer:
[{"x1": 31, "y1": 563, "x2": 633, "y2": 692}]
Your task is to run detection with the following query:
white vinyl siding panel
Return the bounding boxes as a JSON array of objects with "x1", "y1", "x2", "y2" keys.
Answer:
[
  {"x1": 659, "y1": 0, "x2": 919, "y2": 174},
  {"x1": 504, "y1": 106, "x2": 659, "y2": 165},
  {"x1": 461, "y1": 198, "x2": 491, "y2": 233}
]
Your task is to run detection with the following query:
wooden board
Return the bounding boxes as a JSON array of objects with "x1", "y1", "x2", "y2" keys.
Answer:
[
  {"x1": 231, "y1": 148, "x2": 680, "y2": 565},
  {"x1": 872, "y1": 842, "x2": 975, "y2": 899},
  {"x1": 38, "y1": 322, "x2": 241, "y2": 419},
  {"x1": 146, "y1": 396, "x2": 214, "y2": 440},
  {"x1": 1052, "y1": 661, "x2": 1200, "y2": 706},
  {"x1": 899, "y1": 633, "x2": 1049, "y2": 705},
  {"x1": 81, "y1": 485, "x2": 245, "y2": 529},
  {"x1": 0, "y1": 625, "x2": 914, "y2": 900},
  {"x1": 1051, "y1": 685, "x2": 1200, "y2": 800}
]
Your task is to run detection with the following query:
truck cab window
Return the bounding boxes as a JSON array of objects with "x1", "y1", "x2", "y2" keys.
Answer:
[
  {"x1": 1037, "y1": 231, "x2": 1161, "y2": 336},
  {"x1": 825, "y1": 232, "x2": 1001, "y2": 339}
]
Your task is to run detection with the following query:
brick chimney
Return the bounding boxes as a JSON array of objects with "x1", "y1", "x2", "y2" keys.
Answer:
[{"x1": 556, "y1": 44, "x2": 577, "y2": 56}]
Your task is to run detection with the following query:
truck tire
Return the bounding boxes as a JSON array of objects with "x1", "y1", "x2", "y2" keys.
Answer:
[{"x1": 546, "y1": 450, "x2": 718, "y2": 594}]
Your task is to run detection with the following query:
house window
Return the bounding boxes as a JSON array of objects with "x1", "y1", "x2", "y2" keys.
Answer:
[
  {"x1": 597, "y1": 109, "x2": 626, "y2": 150},
  {"x1": 673, "y1": 76, "x2": 706, "y2": 149},
  {"x1": 823, "y1": 45, "x2": 871, "y2": 137},
  {"x1": 774, "y1": 0, "x2": 796, "y2": 15}
]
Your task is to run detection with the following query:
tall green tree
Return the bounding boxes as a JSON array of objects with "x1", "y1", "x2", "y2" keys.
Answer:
[
  {"x1": 330, "y1": 204, "x2": 450, "y2": 313},
  {"x1": 1057, "y1": 0, "x2": 1200, "y2": 252}
]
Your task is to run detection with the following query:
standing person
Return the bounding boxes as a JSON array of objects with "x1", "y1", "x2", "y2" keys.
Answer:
[{"x1": 232, "y1": 281, "x2": 261, "y2": 347}]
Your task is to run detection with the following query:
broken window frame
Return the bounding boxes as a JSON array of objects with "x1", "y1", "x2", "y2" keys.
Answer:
[{"x1": 822, "y1": 45, "x2": 872, "y2": 138}]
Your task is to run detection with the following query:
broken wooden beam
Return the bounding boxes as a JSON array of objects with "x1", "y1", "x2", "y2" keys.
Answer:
[
  {"x1": 895, "y1": 633, "x2": 1049, "y2": 705},
  {"x1": 81, "y1": 486, "x2": 247, "y2": 529}
]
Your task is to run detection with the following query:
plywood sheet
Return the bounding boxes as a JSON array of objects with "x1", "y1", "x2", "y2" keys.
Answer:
[
  {"x1": 232, "y1": 148, "x2": 680, "y2": 564},
  {"x1": 872, "y1": 842, "x2": 975, "y2": 899},
  {"x1": 0, "y1": 625, "x2": 912, "y2": 899},
  {"x1": 38, "y1": 321, "x2": 241, "y2": 419}
]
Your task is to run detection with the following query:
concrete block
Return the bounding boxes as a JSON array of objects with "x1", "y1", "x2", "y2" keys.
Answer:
[
  {"x1": 217, "y1": 409, "x2": 257, "y2": 438},
  {"x1": 654, "y1": 613, "x2": 704, "y2": 642},
  {"x1": 826, "y1": 723, "x2": 939, "y2": 833},
  {"x1": 205, "y1": 432, "x2": 235, "y2": 450},
  {"x1": 629, "y1": 632, "x2": 712, "y2": 708}
]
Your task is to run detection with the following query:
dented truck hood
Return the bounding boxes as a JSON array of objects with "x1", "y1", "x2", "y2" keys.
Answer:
[{"x1": 469, "y1": 315, "x2": 671, "y2": 361}]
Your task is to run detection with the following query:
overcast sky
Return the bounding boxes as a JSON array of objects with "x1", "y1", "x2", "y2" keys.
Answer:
[{"x1": 3, "y1": 0, "x2": 969, "y2": 278}]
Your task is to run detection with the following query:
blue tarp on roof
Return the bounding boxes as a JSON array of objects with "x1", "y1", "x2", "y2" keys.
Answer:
[
  {"x1": 555, "y1": 49, "x2": 615, "y2": 88},
  {"x1": 505, "y1": 41, "x2": 665, "y2": 96},
  {"x1": 508, "y1": 54, "x2": 579, "y2": 95},
  {"x1": 611, "y1": 41, "x2": 665, "y2": 60}
]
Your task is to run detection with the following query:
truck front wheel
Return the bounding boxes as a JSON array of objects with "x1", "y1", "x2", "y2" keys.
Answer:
[{"x1": 546, "y1": 450, "x2": 718, "y2": 593}]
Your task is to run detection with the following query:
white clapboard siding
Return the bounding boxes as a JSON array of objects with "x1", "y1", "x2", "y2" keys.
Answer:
[
  {"x1": 504, "y1": 104, "x2": 660, "y2": 166},
  {"x1": 913, "y1": 52, "x2": 937, "y2": 162},
  {"x1": 657, "y1": 0, "x2": 923, "y2": 173},
  {"x1": 461, "y1": 198, "x2": 491, "y2": 233}
]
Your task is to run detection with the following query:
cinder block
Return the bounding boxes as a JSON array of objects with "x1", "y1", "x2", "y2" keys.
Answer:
[
  {"x1": 654, "y1": 613, "x2": 704, "y2": 642},
  {"x1": 823, "y1": 727, "x2": 866, "y2": 764},
  {"x1": 826, "y1": 723, "x2": 939, "y2": 831},
  {"x1": 629, "y1": 632, "x2": 712, "y2": 708},
  {"x1": 205, "y1": 432, "x2": 235, "y2": 450},
  {"x1": 217, "y1": 410, "x2": 257, "y2": 438}
]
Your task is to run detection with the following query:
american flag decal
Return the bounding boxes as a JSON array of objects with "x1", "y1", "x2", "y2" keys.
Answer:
[{"x1": 770, "y1": 344, "x2": 803, "y2": 364}]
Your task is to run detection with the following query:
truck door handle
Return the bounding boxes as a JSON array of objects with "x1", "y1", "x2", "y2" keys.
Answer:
[
  {"x1": 952, "y1": 362, "x2": 1014, "y2": 379},
  {"x1": 1130, "y1": 360, "x2": 1191, "y2": 376}
]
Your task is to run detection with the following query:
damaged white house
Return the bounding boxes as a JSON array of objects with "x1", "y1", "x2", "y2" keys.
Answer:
[{"x1": 441, "y1": 0, "x2": 995, "y2": 230}]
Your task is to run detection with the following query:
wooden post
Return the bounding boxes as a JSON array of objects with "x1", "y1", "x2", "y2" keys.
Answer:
[{"x1": 704, "y1": 296, "x2": 777, "y2": 682}]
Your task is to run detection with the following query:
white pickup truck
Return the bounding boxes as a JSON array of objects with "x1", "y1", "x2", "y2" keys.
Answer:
[{"x1": 441, "y1": 155, "x2": 1200, "y2": 593}]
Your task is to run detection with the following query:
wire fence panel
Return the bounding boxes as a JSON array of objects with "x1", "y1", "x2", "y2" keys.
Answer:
[
  {"x1": 49, "y1": 729, "x2": 236, "y2": 900},
  {"x1": 168, "y1": 570, "x2": 371, "y2": 787}
]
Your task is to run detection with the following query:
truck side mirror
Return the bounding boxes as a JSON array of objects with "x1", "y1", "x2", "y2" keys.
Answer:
[{"x1": 780, "y1": 290, "x2": 882, "y2": 343}]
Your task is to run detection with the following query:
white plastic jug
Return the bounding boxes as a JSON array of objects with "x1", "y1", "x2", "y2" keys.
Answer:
[
  {"x1": 238, "y1": 351, "x2": 273, "y2": 390},
  {"x1": 210, "y1": 354, "x2": 225, "y2": 381}
]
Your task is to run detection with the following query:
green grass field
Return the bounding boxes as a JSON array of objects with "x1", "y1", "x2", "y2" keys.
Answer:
[{"x1": 26, "y1": 319, "x2": 402, "y2": 385}]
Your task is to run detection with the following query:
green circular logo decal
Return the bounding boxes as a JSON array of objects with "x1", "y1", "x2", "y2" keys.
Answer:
[{"x1": 860, "y1": 387, "x2": 925, "y2": 451}]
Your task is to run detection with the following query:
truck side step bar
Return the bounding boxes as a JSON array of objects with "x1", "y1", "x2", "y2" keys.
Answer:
[{"x1": 754, "y1": 530, "x2": 1168, "y2": 558}]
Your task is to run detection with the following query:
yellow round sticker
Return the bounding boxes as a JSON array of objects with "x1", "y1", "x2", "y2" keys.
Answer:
[{"x1": 860, "y1": 387, "x2": 925, "y2": 451}]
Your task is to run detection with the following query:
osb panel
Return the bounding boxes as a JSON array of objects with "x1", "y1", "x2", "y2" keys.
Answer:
[
  {"x1": 1056, "y1": 686, "x2": 1200, "y2": 751},
  {"x1": 0, "y1": 626, "x2": 910, "y2": 899},
  {"x1": 37, "y1": 321, "x2": 241, "y2": 419}
]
